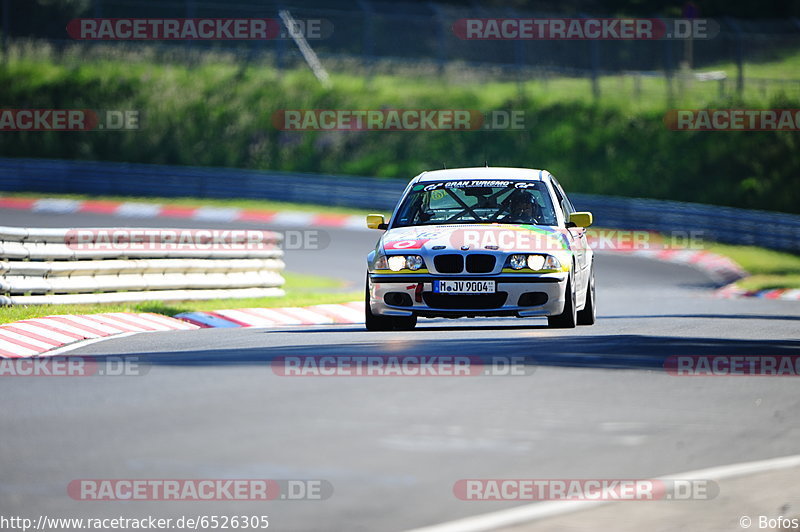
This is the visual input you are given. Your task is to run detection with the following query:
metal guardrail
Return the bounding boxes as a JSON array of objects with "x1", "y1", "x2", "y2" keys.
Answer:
[
  {"x1": 0, "y1": 224, "x2": 285, "y2": 306},
  {"x1": 570, "y1": 194, "x2": 800, "y2": 252},
  {"x1": 0, "y1": 157, "x2": 799, "y2": 253}
]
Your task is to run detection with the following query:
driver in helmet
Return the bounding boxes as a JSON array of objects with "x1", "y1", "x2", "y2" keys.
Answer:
[{"x1": 504, "y1": 190, "x2": 541, "y2": 223}]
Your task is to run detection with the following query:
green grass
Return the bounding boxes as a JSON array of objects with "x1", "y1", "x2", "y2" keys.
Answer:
[
  {"x1": 704, "y1": 243, "x2": 800, "y2": 291},
  {"x1": 712, "y1": 49, "x2": 800, "y2": 81},
  {"x1": 0, "y1": 271, "x2": 361, "y2": 324},
  {"x1": 1, "y1": 191, "x2": 381, "y2": 216},
  {"x1": 736, "y1": 275, "x2": 800, "y2": 291},
  {"x1": 297, "y1": 52, "x2": 800, "y2": 112},
  {"x1": 705, "y1": 243, "x2": 800, "y2": 276}
]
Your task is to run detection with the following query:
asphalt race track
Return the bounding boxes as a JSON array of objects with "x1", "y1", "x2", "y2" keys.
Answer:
[{"x1": 2, "y1": 208, "x2": 800, "y2": 531}]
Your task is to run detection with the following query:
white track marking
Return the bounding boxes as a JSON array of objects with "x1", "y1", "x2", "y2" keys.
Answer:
[
  {"x1": 405, "y1": 453, "x2": 800, "y2": 532},
  {"x1": 4, "y1": 322, "x2": 75, "y2": 344}
]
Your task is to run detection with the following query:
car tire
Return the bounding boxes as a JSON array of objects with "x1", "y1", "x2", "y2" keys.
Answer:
[
  {"x1": 548, "y1": 275, "x2": 577, "y2": 329},
  {"x1": 577, "y1": 267, "x2": 596, "y2": 326},
  {"x1": 392, "y1": 315, "x2": 417, "y2": 330},
  {"x1": 364, "y1": 276, "x2": 417, "y2": 331}
]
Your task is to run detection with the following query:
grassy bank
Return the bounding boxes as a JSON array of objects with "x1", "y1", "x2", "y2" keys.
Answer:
[
  {"x1": 1, "y1": 41, "x2": 799, "y2": 213},
  {"x1": 705, "y1": 243, "x2": 800, "y2": 291}
]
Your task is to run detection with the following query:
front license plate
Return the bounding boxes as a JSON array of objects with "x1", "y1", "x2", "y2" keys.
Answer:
[{"x1": 434, "y1": 280, "x2": 496, "y2": 294}]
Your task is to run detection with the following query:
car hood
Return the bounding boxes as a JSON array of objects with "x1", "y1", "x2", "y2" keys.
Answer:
[{"x1": 381, "y1": 224, "x2": 571, "y2": 254}]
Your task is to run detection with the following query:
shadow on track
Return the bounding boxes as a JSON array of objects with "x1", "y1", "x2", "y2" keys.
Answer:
[
  {"x1": 100, "y1": 334, "x2": 800, "y2": 373},
  {"x1": 603, "y1": 314, "x2": 800, "y2": 321}
]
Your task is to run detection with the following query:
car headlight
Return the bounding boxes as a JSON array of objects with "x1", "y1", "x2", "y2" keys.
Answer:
[
  {"x1": 373, "y1": 254, "x2": 388, "y2": 270},
  {"x1": 525, "y1": 254, "x2": 561, "y2": 271},
  {"x1": 506, "y1": 254, "x2": 561, "y2": 271},
  {"x1": 388, "y1": 256, "x2": 407, "y2": 271},
  {"x1": 542, "y1": 255, "x2": 561, "y2": 270},
  {"x1": 385, "y1": 255, "x2": 425, "y2": 271},
  {"x1": 375, "y1": 254, "x2": 426, "y2": 271},
  {"x1": 405, "y1": 255, "x2": 424, "y2": 271},
  {"x1": 526, "y1": 255, "x2": 545, "y2": 270},
  {"x1": 509, "y1": 254, "x2": 527, "y2": 270}
]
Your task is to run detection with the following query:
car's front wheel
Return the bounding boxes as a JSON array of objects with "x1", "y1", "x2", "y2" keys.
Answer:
[
  {"x1": 365, "y1": 277, "x2": 417, "y2": 331},
  {"x1": 548, "y1": 275, "x2": 577, "y2": 329}
]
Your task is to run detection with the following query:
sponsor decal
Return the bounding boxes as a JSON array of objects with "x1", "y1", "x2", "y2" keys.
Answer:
[{"x1": 384, "y1": 238, "x2": 431, "y2": 250}]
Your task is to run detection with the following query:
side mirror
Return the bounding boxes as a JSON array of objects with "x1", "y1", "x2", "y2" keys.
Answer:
[
  {"x1": 568, "y1": 212, "x2": 593, "y2": 228},
  {"x1": 366, "y1": 214, "x2": 388, "y2": 230}
]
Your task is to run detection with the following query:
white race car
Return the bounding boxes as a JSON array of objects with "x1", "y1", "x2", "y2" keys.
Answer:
[{"x1": 365, "y1": 167, "x2": 595, "y2": 330}]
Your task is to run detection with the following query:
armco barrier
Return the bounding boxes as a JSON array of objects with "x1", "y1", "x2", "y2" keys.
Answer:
[
  {"x1": 0, "y1": 157, "x2": 799, "y2": 252},
  {"x1": 0, "y1": 226, "x2": 285, "y2": 305},
  {"x1": 569, "y1": 193, "x2": 800, "y2": 252}
]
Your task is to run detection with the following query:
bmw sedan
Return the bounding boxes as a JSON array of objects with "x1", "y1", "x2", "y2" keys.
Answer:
[{"x1": 365, "y1": 167, "x2": 595, "y2": 330}]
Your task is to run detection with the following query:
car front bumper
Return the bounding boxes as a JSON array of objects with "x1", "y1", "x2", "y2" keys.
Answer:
[{"x1": 367, "y1": 273, "x2": 568, "y2": 318}]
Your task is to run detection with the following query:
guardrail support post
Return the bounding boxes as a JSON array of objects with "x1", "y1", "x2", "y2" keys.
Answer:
[{"x1": 725, "y1": 17, "x2": 745, "y2": 97}]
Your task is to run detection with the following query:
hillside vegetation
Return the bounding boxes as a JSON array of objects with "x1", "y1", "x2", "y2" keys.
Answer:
[{"x1": 1, "y1": 41, "x2": 799, "y2": 213}]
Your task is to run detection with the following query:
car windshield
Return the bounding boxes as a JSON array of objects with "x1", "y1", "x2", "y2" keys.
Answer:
[{"x1": 392, "y1": 180, "x2": 559, "y2": 227}]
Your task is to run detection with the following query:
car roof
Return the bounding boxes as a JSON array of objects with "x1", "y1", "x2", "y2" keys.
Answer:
[{"x1": 414, "y1": 167, "x2": 550, "y2": 183}]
